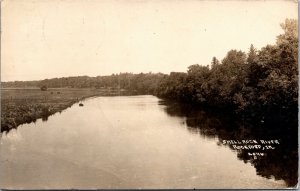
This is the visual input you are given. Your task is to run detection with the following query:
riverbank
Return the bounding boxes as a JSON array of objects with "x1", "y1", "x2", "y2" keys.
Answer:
[{"x1": 1, "y1": 88, "x2": 127, "y2": 132}]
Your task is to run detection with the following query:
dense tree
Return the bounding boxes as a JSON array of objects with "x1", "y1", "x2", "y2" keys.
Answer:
[{"x1": 244, "y1": 19, "x2": 298, "y2": 118}]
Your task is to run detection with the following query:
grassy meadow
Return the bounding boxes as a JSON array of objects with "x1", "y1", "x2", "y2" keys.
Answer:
[{"x1": 1, "y1": 88, "x2": 122, "y2": 132}]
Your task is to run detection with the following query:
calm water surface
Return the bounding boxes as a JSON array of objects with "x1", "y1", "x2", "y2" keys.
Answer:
[{"x1": 0, "y1": 96, "x2": 294, "y2": 189}]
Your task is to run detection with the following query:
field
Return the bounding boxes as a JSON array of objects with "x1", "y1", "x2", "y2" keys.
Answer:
[{"x1": 1, "y1": 88, "x2": 123, "y2": 132}]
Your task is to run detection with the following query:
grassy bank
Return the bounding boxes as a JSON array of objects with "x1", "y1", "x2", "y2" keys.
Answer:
[{"x1": 1, "y1": 88, "x2": 124, "y2": 132}]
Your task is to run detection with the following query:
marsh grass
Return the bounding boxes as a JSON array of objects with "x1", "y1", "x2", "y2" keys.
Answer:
[{"x1": 1, "y1": 88, "x2": 122, "y2": 132}]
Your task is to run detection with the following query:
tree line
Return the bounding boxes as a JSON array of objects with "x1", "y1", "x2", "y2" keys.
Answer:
[
  {"x1": 2, "y1": 19, "x2": 298, "y2": 119},
  {"x1": 156, "y1": 19, "x2": 298, "y2": 120}
]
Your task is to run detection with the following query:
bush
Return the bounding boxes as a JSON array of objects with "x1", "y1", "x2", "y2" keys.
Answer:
[{"x1": 40, "y1": 85, "x2": 47, "y2": 91}]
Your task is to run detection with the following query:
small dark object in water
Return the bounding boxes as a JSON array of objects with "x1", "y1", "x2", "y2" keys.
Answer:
[{"x1": 79, "y1": 103, "x2": 84, "y2": 107}]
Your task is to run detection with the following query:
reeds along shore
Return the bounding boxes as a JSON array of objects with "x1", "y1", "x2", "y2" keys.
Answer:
[{"x1": 0, "y1": 88, "x2": 125, "y2": 132}]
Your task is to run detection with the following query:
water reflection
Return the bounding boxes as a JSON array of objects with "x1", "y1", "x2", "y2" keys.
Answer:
[
  {"x1": 0, "y1": 96, "x2": 296, "y2": 189},
  {"x1": 159, "y1": 100, "x2": 298, "y2": 187}
]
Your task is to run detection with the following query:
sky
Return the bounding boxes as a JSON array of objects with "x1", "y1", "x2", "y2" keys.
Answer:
[{"x1": 1, "y1": 0, "x2": 298, "y2": 82}]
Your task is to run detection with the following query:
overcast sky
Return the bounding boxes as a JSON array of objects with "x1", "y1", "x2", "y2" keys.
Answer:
[{"x1": 2, "y1": 0, "x2": 298, "y2": 81}]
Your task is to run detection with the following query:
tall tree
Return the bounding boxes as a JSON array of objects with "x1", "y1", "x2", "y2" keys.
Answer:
[
  {"x1": 211, "y1": 57, "x2": 220, "y2": 69},
  {"x1": 247, "y1": 44, "x2": 258, "y2": 65}
]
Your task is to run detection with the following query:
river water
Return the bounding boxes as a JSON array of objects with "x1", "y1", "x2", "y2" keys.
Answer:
[{"x1": 0, "y1": 95, "x2": 296, "y2": 189}]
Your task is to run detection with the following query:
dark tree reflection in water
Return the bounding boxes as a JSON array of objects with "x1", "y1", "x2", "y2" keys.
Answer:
[{"x1": 159, "y1": 100, "x2": 298, "y2": 187}]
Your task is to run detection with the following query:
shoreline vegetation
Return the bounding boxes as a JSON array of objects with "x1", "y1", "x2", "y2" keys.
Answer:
[
  {"x1": 1, "y1": 88, "x2": 131, "y2": 132},
  {"x1": 1, "y1": 19, "x2": 298, "y2": 133}
]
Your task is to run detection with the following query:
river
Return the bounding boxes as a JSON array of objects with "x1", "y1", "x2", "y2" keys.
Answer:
[{"x1": 0, "y1": 95, "x2": 296, "y2": 189}]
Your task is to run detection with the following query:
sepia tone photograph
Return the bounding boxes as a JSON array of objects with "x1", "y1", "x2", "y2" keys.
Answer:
[{"x1": 0, "y1": 0, "x2": 298, "y2": 189}]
